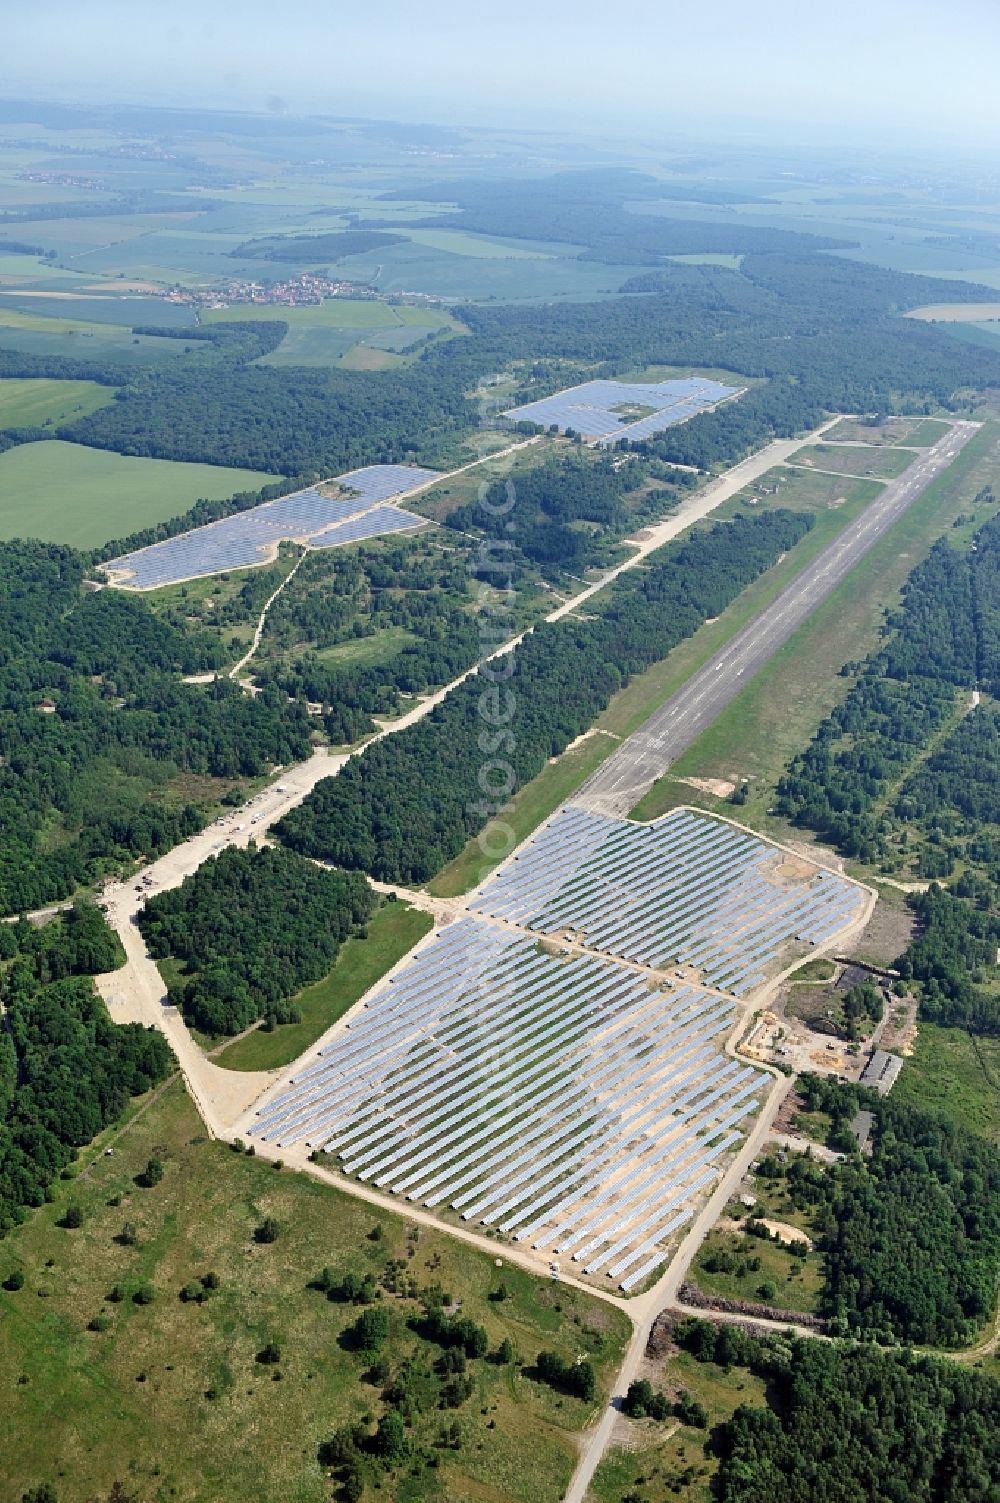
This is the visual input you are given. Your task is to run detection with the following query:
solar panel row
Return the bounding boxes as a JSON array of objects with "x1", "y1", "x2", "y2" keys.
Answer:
[
  {"x1": 102, "y1": 464, "x2": 438, "y2": 589},
  {"x1": 503, "y1": 377, "x2": 739, "y2": 443},
  {"x1": 249, "y1": 918, "x2": 767, "y2": 1289},
  {"x1": 471, "y1": 805, "x2": 866, "y2": 993}
]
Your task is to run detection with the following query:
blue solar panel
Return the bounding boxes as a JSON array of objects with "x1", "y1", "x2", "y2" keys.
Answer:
[
  {"x1": 503, "y1": 378, "x2": 740, "y2": 444},
  {"x1": 102, "y1": 464, "x2": 438, "y2": 589}
]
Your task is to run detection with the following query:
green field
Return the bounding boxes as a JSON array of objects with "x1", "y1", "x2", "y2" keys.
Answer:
[
  {"x1": 893, "y1": 1024, "x2": 1000, "y2": 1143},
  {"x1": 202, "y1": 299, "x2": 458, "y2": 331},
  {"x1": 0, "y1": 1080, "x2": 630, "y2": 1503},
  {"x1": 789, "y1": 443, "x2": 913, "y2": 478},
  {"x1": 0, "y1": 441, "x2": 281, "y2": 548},
  {"x1": 216, "y1": 901, "x2": 433, "y2": 1071},
  {"x1": 688, "y1": 1228, "x2": 824, "y2": 1315},
  {"x1": 0, "y1": 376, "x2": 116, "y2": 428}
]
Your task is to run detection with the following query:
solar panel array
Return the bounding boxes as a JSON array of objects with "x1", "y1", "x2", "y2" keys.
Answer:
[
  {"x1": 251, "y1": 919, "x2": 766, "y2": 1290},
  {"x1": 503, "y1": 377, "x2": 739, "y2": 444},
  {"x1": 471, "y1": 806, "x2": 866, "y2": 996},
  {"x1": 306, "y1": 504, "x2": 425, "y2": 549},
  {"x1": 102, "y1": 464, "x2": 437, "y2": 588}
]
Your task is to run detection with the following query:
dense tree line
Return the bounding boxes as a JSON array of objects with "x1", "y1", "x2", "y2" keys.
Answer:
[
  {"x1": 896, "y1": 885, "x2": 1000, "y2": 1034},
  {"x1": 0, "y1": 541, "x2": 313, "y2": 916},
  {"x1": 785, "y1": 1075, "x2": 1000, "y2": 1344},
  {"x1": 276, "y1": 509, "x2": 811, "y2": 881},
  {"x1": 379, "y1": 169, "x2": 851, "y2": 260},
  {"x1": 671, "y1": 1318, "x2": 1000, "y2": 1502},
  {"x1": 444, "y1": 453, "x2": 649, "y2": 572},
  {"x1": 0, "y1": 907, "x2": 172, "y2": 1234},
  {"x1": 776, "y1": 530, "x2": 995, "y2": 863},
  {"x1": 232, "y1": 231, "x2": 405, "y2": 261},
  {"x1": 137, "y1": 845, "x2": 375, "y2": 1034}
]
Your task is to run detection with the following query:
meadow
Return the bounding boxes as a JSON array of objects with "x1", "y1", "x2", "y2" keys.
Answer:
[
  {"x1": 892, "y1": 1023, "x2": 1000, "y2": 1143},
  {"x1": 0, "y1": 1080, "x2": 630, "y2": 1503},
  {"x1": 0, "y1": 376, "x2": 115, "y2": 427},
  {"x1": 0, "y1": 441, "x2": 281, "y2": 548}
]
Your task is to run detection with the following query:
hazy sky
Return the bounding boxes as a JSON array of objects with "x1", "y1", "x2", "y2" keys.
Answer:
[{"x1": 6, "y1": 0, "x2": 1000, "y2": 148}]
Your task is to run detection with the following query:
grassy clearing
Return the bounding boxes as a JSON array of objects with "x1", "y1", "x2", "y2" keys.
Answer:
[
  {"x1": 399, "y1": 228, "x2": 553, "y2": 260},
  {"x1": 215, "y1": 902, "x2": 433, "y2": 1071},
  {"x1": 789, "y1": 956, "x2": 838, "y2": 982},
  {"x1": 588, "y1": 1351, "x2": 767, "y2": 1503},
  {"x1": 0, "y1": 1080, "x2": 630, "y2": 1503},
  {"x1": 0, "y1": 440, "x2": 281, "y2": 548},
  {"x1": 893, "y1": 1024, "x2": 1000, "y2": 1143},
  {"x1": 0, "y1": 376, "x2": 115, "y2": 427},
  {"x1": 314, "y1": 626, "x2": 417, "y2": 670},
  {"x1": 906, "y1": 418, "x2": 954, "y2": 446},
  {"x1": 635, "y1": 421, "x2": 1000, "y2": 830},
  {"x1": 688, "y1": 1228, "x2": 824, "y2": 1315},
  {"x1": 428, "y1": 733, "x2": 615, "y2": 898},
  {"x1": 338, "y1": 344, "x2": 405, "y2": 371},
  {"x1": 789, "y1": 443, "x2": 913, "y2": 478},
  {"x1": 823, "y1": 416, "x2": 949, "y2": 446}
]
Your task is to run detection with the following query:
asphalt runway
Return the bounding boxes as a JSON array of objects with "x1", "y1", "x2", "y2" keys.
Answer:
[{"x1": 578, "y1": 421, "x2": 980, "y2": 816}]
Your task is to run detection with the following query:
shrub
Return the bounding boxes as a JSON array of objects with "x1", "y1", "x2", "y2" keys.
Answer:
[
  {"x1": 536, "y1": 1350, "x2": 596, "y2": 1402},
  {"x1": 137, "y1": 1157, "x2": 164, "y2": 1188},
  {"x1": 255, "y1": 1216, "x2": 279, "y2": 1244}
]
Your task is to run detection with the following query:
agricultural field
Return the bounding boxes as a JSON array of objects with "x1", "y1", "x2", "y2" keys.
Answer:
[
  {"x1": 0, "y1": 375, "x2": 115, "y2": 427},
  {"x1": 0, "y1": 441, "x2": 281, "y2": 548},
  {"x1": 0, "y1": 1080, "x2": 630, "y2": 1503},
  {"x1": 201, "y1": 298, "x2": 465, "y2": 369}
]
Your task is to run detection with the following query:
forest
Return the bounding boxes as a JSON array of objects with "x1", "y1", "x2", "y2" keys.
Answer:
[
  {"x1": 776, "y1": 523, "x2": 999, "y2": 867},
  {"x1": 896, "y1": 885, "x2": 1000, "y2": 1035},
  {"x1": 276, "y1": 509, "x2": 810, "y2": 881},
  {"x1": 137, "y1": 845, "x2": 375, "y2": 1034},
  {"x1": 782, "y1": 1075, "x2": 1000, "y2": 1345},
  {"x1": 0, "y1": 540, "x2": 314, "y2": 916},
  {"x1": 443, "y1": 453, "x2": 659, "y2": 574},
  {"x1": 2, "y1": 202, "x2": 999, "y2": 493},
  {"x1": 0, "y1": 904, "x2": 173, "y2": 1235},
  {"x1": 672, "y1": 1319, "x2": 999, "y2": 1503}
]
